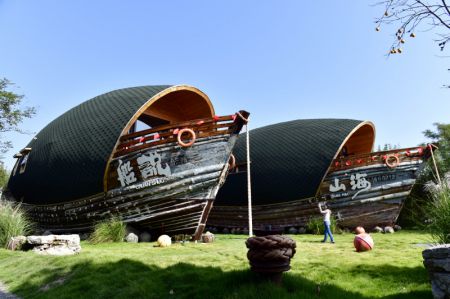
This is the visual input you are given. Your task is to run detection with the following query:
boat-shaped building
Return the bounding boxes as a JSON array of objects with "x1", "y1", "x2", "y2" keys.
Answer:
[
  {"x1": 208, "y1": 119, "x2": 430, "y2": 231},
  {"x1": 5, "y1": 85, "x2": 249, "y2": 240}
]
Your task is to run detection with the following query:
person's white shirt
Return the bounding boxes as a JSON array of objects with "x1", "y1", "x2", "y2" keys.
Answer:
[{"x1": 318, "y1": 203, "x2": 331, "y2": 222}]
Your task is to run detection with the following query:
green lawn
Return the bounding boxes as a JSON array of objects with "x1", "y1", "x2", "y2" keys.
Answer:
[{"x1": 0, "y1": 231, "x2": 432, "y2": 299}]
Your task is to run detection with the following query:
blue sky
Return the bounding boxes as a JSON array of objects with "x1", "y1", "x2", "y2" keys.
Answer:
[{"x1": 0, "y1": 1, "x2": 449, "y2": 170}]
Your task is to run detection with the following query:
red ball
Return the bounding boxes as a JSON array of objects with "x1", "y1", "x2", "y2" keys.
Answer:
[{"x1": 354, "y1": 233, "x2": 374, "y2": 252}]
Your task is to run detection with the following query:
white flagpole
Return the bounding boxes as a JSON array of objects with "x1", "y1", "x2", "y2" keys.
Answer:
[{"x1": 246, "y1": 120, "x2": 253, "y2": 236}]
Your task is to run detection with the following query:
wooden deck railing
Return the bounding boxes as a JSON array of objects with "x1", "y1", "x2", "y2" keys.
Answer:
[
  {"x1": 113, "y1": 113, "x2": 245, "y2": 158},
  {"x1": 329, "y1": 145, "x2": 430, "y2": 171}
]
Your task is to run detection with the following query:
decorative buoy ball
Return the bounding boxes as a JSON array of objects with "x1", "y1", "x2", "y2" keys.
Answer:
[
  {"x1": 157, "y1": 235, "x2": 172, "y2": 247},
  {"x1": 354, "y1": 233, "x2": 374, "y2": 252},
  {"x1": 355, "y1": 226, "x2": 365, "y2": 234}
]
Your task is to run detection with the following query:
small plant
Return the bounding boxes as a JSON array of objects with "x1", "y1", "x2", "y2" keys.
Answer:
[
  {"x1": 0, "y1": 200, "x2": 33, "y2": 248},
  {"x1": 306, "y1": 216, "x2": 341, "y2": 235},
  {"x1": 424, "y1": 184, "x2": 450, "y2": 244},
  {"x1": 89, "y1": 216, "x2": 126, "y2": 244}
]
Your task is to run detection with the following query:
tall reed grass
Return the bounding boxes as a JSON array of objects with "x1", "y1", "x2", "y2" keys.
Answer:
[
  {"x1": 306, "y1": 216, "x2": 340, "y2": 235},
  {"x1": 0, "y1": 200, "x2": 33, "y2": 248},
  {"x1": 425, "y1": 184, "x2": 450, "y2": 244},
  {"x1": 89, "y1": 216, "x2": 126, "y2": 244}
]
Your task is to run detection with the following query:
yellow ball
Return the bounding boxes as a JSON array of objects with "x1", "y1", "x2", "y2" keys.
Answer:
[{"x1": 157, "y1": 235, "x2": 172, "y2": 247}]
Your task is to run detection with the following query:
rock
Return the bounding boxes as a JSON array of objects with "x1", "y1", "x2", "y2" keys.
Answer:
[
  {"x1": 139, "y1": 232, "x2": 151, "y2": 242},
  {"x1": 297, "y1": 227, "x2": 306, "y2": 234},
  {"x1": 157, "y1": 235, "x2": 172, "y2": 247},
  {"x1": 242, "y1": 228, "x2": 249, "y2": 235},
  {"x1": 43, "y1": 230, "x2": 53, "y2": 236},
  {"x1": 79, "y1": 233, "x2": 90, "y2": 241},
  {"x1": 125, "y1": 233, "x2": 138, "y2": 243},
  {"x1": 372, "y1": 226, "x2": 383, "y2": 233},
  {"x1": 384, "y1": 226, "x2": 395, "y2": 234},
  {"x1": 288, "y1": 227, "x2": 298, "y2": 234},
  {"x1": 6, "y1": 236, "x2": 26, "y2": 251},
  {"x1": 202, "y1": 231, "x2": 215, "y2": 243},
  {"x1": 222, "y1": 228, "x2": 230, "y2": 234},
  {"x1": 230, "y1": 228, "x2": 236, "y2": 234},
  {"x1": 393, "y1": 225, "x2": 402, "y2": 231},
  {"x1": 27, "y1": 234, "x2": 81, "y2": 255},
  {"x1": 422, "y1": 244, "x2": 450, "y2": 299}
]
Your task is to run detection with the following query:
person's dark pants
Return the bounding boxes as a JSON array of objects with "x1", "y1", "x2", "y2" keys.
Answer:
[{"x1": 323, "y1": 221, "x2": 335, "y2": 243}]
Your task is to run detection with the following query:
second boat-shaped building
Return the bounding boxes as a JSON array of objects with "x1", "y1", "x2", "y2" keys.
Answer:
[{"x1": 208, "y1": 119, "x2": 430, "y2": 231}]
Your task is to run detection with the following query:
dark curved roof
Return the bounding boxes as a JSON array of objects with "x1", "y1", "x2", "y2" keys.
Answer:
[
  {"x1": 8, "y1": 85, "x2": 172, "y2": 204},
  {"x1": 215, "y1": 119, "x2": 365, "y2": 206}
]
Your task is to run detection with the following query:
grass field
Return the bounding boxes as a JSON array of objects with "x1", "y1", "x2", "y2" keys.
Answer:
[{"x1": 0, "y1": 231, "x2": 433, "y2": 299}]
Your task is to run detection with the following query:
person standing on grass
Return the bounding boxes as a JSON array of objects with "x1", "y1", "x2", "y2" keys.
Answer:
[{"x1": 318, "y1": 202, "x2": 335, "y2": 243}]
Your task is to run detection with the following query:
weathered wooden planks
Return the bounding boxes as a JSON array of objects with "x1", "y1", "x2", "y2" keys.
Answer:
[
  {"x1": 208, "y1": 146, "x2": 429, "y2": 231},
  {"x1": 17, "y1": 111, "x2": 249, "y2": 239}
]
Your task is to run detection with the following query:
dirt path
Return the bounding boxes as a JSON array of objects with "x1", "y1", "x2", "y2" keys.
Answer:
[{"x1": 0, "y1": 282, "x2": 21, "y2": 299}]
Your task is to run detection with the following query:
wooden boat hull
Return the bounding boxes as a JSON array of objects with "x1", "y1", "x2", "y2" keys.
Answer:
[
  {"x1": 208, "y1": 147, "x2": 429, "y2": 231},
  {"x1": 20, "y1": 134, "x2": 239, "y2": 239}
]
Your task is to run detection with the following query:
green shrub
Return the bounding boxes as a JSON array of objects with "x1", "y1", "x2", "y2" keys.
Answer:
[
  {"x1": 89, "y1": 217, "x2": 126, "y2": 244},
  {"x1": 424, "y1": 185, "x2": 450, "y2": 244},
  {"x1": 306, "y1": 216, "x2": 340, "y2": 235},
  {"x1": 0, "y1": 200, "x2": 33, "y2": 248}
]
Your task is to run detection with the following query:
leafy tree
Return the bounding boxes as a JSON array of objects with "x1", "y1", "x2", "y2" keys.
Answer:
[
  {"x1": 423, "y1": 122, "x2": 450, "y2": 176},
  {"x1": 0, "y1": 78, "x2": 36, "y2": 154},
  {"x1": 376, "y1": 143, "x2": 400, "y2": 151},
  {"x1": 0, "y1": 162, "x2": 9, "y2": 188},
  {"x1": 398, "y1": 122, "x2": 449, "y2": 227}
]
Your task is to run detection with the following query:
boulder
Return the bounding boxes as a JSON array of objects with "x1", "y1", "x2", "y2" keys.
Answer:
[
  {"x1": 422, "y1": 244, "x2": 450, "y2": 299},
  {"x1": 125, "y1": 233, "x2": 138, "y2": 243},
  {"x1": 79, "y1": 233, "x2": 90, "y2": 241},
  {"x1": 139, "y1": 232, "x2": 151, "y2": 242},
  {"x1": 393, "y1": 225, "x2": 402, "y2": 231},
  {"x1": 27, "y1": 234, "x2": 81, "y2": 255},
  {"x1": 288, "y1": 227, "x2": 298, "y2": 234},
  {"x1": 222, "y1": 228, "x2": 230, "y2": 234},
  {"x1": 297, "y1": 227, "x2": 306, "y2": 234},
  {"x1": 202, "y1": 231, "x2": 215, "y2": 243},
  {"x1": 384, "y1": 226, "x2": 395, "y2": 234},
  {"x1": 372, "y1": 226, "x2": 383, "y2": 233},
  {"x1": 6, "y1": 236, "x2": 26, "y2": 251}
]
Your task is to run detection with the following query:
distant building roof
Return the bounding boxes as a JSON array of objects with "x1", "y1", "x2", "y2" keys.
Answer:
[{"x1": 215, "y1": 119, "x2": 374, "y2": 206}]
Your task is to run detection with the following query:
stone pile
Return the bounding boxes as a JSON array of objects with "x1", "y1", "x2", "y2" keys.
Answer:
[
  {"x1": 7, "y1": 234, "x2": 81, "y2": 256},
  {"x1": 422, "y1": 244, "x2": 450, "y2": 299}
]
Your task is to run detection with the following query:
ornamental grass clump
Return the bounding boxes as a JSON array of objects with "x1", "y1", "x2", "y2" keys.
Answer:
[
  {"x1": 89, "y1": 217, "x2": 126, "y2": 244},
  {"x1": 425, "y1": 184, "x2": 450, "y2": 244},
  {"x1": 306, "y1": 216, "x2": 340, "y2": 235},
  {"x1": 0, "y1": 200, "x2": 33, "y2": 248}
]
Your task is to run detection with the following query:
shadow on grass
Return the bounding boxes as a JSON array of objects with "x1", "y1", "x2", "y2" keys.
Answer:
[{"x1": 11, "y1": 260, "x2": 432, "y2": 299}]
